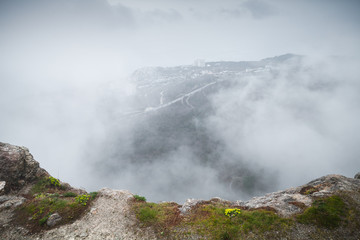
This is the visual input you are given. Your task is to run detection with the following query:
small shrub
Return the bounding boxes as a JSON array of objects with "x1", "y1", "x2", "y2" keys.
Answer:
[
  {"x1": 48, "y1": 177, "x2": 60, "y2": 188},
  {"x1": 75, "y1": 195, "x2": 91, "y2": 206},
  {"x1": 90, "y1": 192, "x2": 98, "y2": 199},
  {"x1": 39, "y1": 214, "x2": 51, "y2": 225},
  {"x1": 134, "y1": 194, "x2": 146, "y2": 202},
  {"x1": 63, "y1": 192, "x2": 77, "y2": 197}
]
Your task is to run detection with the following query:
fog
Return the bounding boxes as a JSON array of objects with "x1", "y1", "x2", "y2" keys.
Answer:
[{"x1": 0, "y1": 0, "x2": 359, "y2": 202}]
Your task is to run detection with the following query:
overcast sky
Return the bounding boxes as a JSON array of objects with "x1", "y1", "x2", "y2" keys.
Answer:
[{"x1": 0, "y1": 0, "x2": 359, "y2": 198}]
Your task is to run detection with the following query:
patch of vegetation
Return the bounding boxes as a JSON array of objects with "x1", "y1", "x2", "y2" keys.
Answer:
[
  {"x1": 132, "y1": 201, "x2": 181, "y2": 237},
  {"x1": 296, "y1": 195, "x2": 347, "y2": 228},
  {"x1": 63, "y1": 192, "x2": 77, "y2": 197},
  {"x1": 132, "y1": 201, "x2": 291, "y2": 239},
  {"x1": 186, "y1": 204, "x2": 292, "y2": 239},
  {"x1": 133, "y1": 194, "x2": 146, "y2": 202},
  {"x1": 39, "y1": 213, "x2": 51, "y2": 225},
  {"x1": 48, "y1": 176, "x2": 60, "y2": 188},
  {"x1": 75, "y1": 195, "x2": 91, "y2": 206},
  {"x1": 300, "y1": 186, "x2": 318, "y2": 195},
  {"x1": 89, "y1": 192, "x2": 98, "y2": 199},
  {"x1": 13, "y1": 177, "x2": 95, "y2": 233}
]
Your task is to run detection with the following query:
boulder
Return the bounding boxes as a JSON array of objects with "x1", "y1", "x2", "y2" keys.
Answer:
[
  {"x1": 0, "y1": 142, "x2": 49, "y2": 192},
  {"x1": 46, "y1": 213, "x2": 62, "y2": 227}
]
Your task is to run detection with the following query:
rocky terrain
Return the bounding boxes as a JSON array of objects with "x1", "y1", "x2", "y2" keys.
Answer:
[{"x1": 1, "y1": 141, "x2": 360, "y2": 239}]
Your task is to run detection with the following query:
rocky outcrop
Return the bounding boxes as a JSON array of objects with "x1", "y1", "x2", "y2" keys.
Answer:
[
  {"x1": 0, "y1": 142, "x2": 359, "y2": 239},
  {"x1": 46, "y1": 213, "x2": 62, "y2": 227},
  {"x1": 0, "y1": 142, "x2": 49, "y2": 192},
  {"x1": 0, "y1": 181, "x2": 5, "y2": 195},
  {"x1": 37, "y1": 188, "x2": 156, "y2": 240},
  {"x1": 355, "y1": 172, "x2": 360, "y2": 180},
  {"x1": 234, "y1": 174, "x2": 360, "y2": 217}
]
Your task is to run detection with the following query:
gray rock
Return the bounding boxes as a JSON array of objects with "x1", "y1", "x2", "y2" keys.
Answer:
[
  {"x1": 0, "y1": 196, "x2": 25, "y2": 210},
  {"x1": 47, "y1": 213, "x2": 62, "y2": 227},
  {"x1": 0, "y1": 181, "x2": 5, "y2": 195},
  {"x1": 0, "y1": 142, "x2": 49, "y2": 192},
  {"x1": 355, "y1": 172, "x2": 360, "y2": 179},
  {"x1": 179, "y1": 198, "x2": 203, "y2": 215},
  {"x1": 236, "y1": 174, "x2": 360, "y2": 217}
]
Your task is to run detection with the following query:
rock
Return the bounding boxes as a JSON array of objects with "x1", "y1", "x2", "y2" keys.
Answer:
[
  {"x1": 0, "y1": 181, "x2": 5, "y2": 195},
  {"x1": 179, "y1": 198, "x2": 203, "y2": 215},
  {"x1": 0, "y1": 196, "x2": 25, "y2": 210},
  {"x1": 235, "y1": 174, "x2": 360, "y2": 217},
  {"x1": 47, "y1": 213, "x2": 62, "y2": 227},
  {"x1": 0, "y1": 142, "x2": 49, "y2": 192},
  {"x1": 355, "y1": 172, "x2": 360, "y2": 179}
]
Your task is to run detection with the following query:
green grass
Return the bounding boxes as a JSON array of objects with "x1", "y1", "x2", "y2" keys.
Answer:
[
  {"x1": 13, "y1": 177, "x2": 95, "y2": 233},
  {"x1": 188, "y1": 205, "x2": 292, "y2": 239},
  {"x1": 89, "y1": 192, "x2": 98, "y2": 199},
  {"x1": 133, "y1": 194, "x2": 146, "y2": 202},
  {"x1": 63, "y1": 192, "x2": 77, "y2": 197},
  {"x1": 75, "y1": 195, "x2": 91, "y2": 206},
  {"x1": 132, "y1": 201, "x2": 292, "y2": 239},
  {"x1": 296, "y1": 195, "x2": 347, "y2": 228},
  {"x1": 132, "y1": 201, "x2": 181, "y2": 237},
  {"x1": 137, "y1": 203, "x2": 158, "y2": 223}
]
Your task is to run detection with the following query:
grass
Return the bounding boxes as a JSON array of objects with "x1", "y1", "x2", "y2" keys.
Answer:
[
  {"x1": 132, "y1": 193, "x2": 360, "y2": 239},
  {"x1": 90, "y1": 192, "x2": 98, "y2": 199},
  {"x1": 133, "y1": 194, "x2": 146, "y2": 202},
  {"x1": 296, "y1": 195, "x2": 347, "y2": 228},
  {"x1": 63, "y1": 192, "x2": 77, "y2": 197},
  {"x1": 132, "y1": 200, "x2": 181, "y2": 237},
  {"x1": 186, "y1": 204, "x2": 292, "y2": 239},
  {"x1": 132, "y1": 200, "x2": 291, "y2": 239},
  {"x1": 13, "y1": 177, "x2": 95, "y2": 233}
]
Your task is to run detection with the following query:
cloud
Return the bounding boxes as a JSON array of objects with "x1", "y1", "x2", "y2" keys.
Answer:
[
  {"x1": 241, "y1": 0, "x2": 276, "y2": 19},
  {"x1": 220, "y1": 0, "x2": 276, "y2": 19},
  {"x1": 206, "y1": 56, "x2": 360, "y2": 189}
]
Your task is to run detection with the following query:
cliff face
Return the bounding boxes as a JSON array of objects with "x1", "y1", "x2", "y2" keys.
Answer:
[{"x1": 1, "y1": 142, "x2": 360, "y2": 240}]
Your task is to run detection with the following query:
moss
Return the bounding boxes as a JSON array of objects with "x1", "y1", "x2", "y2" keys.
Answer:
[{"x1": 296, "y1": 195, "x2": 347, "y2": 228}]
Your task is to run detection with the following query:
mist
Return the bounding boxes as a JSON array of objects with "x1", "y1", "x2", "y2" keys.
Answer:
[{"x1": 0, "y1": 0, "x2": 359, "y2": 203}]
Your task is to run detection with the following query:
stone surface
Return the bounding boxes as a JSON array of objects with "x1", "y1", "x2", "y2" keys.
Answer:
[
  {"x1": 0, "y1": 142, "x2": 49, "y2": 192},
  {"x1": 0, "y1": 181, "x2": 5, "y2": 195},
  {"x1": 355, "y1": 172, "x2": 360, "y2": 179},
  {"x1": 37, "y1": 188, "x2": 157, "y2": 240},
  {"x1": 1, "y1": 142, "x2": 360, "y2": 239},
  {"x1": 235, "y1": 174, "x2": 360, "y2": 217},
  {"x1": 47, "y1": 213, "x2": 62, "y2": 227}
]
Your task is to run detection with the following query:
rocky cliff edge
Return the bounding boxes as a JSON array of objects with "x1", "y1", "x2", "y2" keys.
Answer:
[{"x1": 1, "y1": 142, "x2": 359, "y2": 239}]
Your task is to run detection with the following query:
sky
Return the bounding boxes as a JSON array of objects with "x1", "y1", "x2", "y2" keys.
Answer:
[{"x1": 0, "y1": 0, "x2": 360, "y2": 201}]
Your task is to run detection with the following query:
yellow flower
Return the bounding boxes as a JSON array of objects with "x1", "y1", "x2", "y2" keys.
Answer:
[{"x1": 225, "y1": 208, "x2": 241, "y2": 217}]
